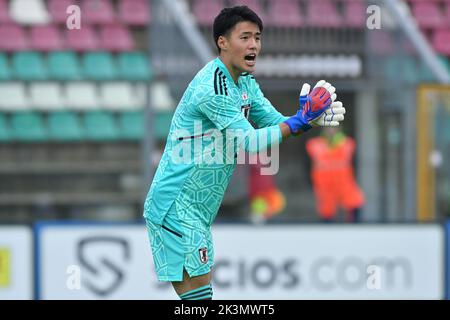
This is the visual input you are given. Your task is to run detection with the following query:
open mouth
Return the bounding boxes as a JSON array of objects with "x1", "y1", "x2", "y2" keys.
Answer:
[
  {"x1": 244, "y1": 54, "x2": 256, "y2": 61},
  {"x1": 244, "y1": 53, "x2": 256, "y2": 67}
]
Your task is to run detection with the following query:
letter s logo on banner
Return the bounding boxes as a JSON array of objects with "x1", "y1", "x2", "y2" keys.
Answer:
[{"x1": 76, "y1": 236, "x2": 130, "y2": 297}]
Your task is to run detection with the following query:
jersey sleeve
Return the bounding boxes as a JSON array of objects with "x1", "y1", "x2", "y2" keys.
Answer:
[
  {"x1": 199, "y1": 93, "x2": 283, "y2": 154},
  {"x1": 226, "y1": 117, "x2": 282, "y2": 154},
  {"x1": 248, "y1": 77, "x2": 289, "y2": 128},
  {"x1": 198, "y1": 94, "x2": 242, "y2": 131}
]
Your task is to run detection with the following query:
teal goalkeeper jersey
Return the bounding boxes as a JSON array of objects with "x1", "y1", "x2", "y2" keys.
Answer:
[{"x1": 143, "y1": 57, "x2": 288, "y2": 227}]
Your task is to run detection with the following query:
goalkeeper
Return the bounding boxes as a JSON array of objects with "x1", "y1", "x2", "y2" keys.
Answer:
[{"x1": 143, "y1": 5, "x2": 345, "y2": 300}]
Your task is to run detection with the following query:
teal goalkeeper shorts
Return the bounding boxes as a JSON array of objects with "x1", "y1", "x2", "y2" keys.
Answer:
[{"x1": 145, "y1": 204, "x2": 214, "y2": 282}]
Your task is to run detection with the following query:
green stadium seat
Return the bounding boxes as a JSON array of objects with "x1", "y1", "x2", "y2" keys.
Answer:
[
  {"x1": 420, "y1": 60, "x2": 436, "y2": 82},
  {"x1": 83, "y1": 111, "x2": 119, "y2": 141},
  {"x1": 11, "y1": 112, "x2": 47, "y2": 141},
  {"x1": 119, "y1": 111, "x2": 144, "y2": 140},
  {"x1": 402, "y1": 56, "x2": 419, "y2": 84},
  {"x1": 383, "y1": 56, "x2": 419, "y2": 83},
  {"x1": 0, "y1": 113, "x2": 12, "y2": 142},
  {"x1": 48, "y1": 51, "x2": 81, "y2": 80},
  {"x1": 48, "y1": 111, "x2": 84, "y2": 141},
  {"x1": 0, "y1": 53, "x2": 11, "y2": 80},
  {"x1": 12, "y1": 52, "x2": 48, "y2": 80},
  {"x1": 439, "y1": 55, "x2": 450, "y2": 73},
  {"x1": 82, "y1": 52, "x2": 117, "y2": 80},
  {"x1": 155, "y1": 111, "x2": 173, "y2": 139},
  {"x1": 419, "y1": 56, "x2": 450, "y2": 83},
  {"x1": 117, "y1": 52, "x2": 152, "y2": 80},
  {"x1": 383, "y1": 56, "x2": 398, "y2": 81}
]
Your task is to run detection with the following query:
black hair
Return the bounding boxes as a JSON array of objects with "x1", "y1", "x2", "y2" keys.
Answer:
[{"x1": 213, "y1": 6, "x2": 263, "y2": 53}]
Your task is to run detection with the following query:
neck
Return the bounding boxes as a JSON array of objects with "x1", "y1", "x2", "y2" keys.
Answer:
[{"x1": 218, "y1": 55, "x2": 240, "y2": 84}]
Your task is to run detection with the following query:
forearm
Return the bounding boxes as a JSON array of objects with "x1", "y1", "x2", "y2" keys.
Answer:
[
  {"x1": 226, "y1": 119, "x2": 283, "y2": 154},
  {"x1": 243, "y1": 125, "x2": 282, "y2": 153},
  {"x1": 279, "y1": 122, "x2": 303, "y2": 139}
]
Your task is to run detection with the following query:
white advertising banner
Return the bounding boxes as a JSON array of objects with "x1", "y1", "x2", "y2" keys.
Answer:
[
  {"x1": 0, "y1": 226, "x2": 33, "y2": 300},
  {"x1": 36, "y1": 224, "x2": 444, "y2": 300},
  {"x1": 212, "y1": 225, "x2": 444, "y2": 300},
  {"x1": 37, "y1": 223, "x2": 177, "y2": 300}
]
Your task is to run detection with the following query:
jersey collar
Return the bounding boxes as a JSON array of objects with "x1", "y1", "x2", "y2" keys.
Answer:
[{"x1": 215, "y1": 57, "x2": 239, "y2": 86}]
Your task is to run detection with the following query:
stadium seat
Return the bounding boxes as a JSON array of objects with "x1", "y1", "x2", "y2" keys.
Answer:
[
  {"x1": 343, "y1": 0, "x2": 366, "y2": 28},
  {"x1": 99, "y1": 24, "x2": 134, "y2": 52},
  {"x1": 429, "y1": 56, "x2": 450, "y2": 82},
  {"x1": 383, "y1": 56, "x2": 401, "y2": 82},
  {"x1": 66, "y1": 25, "x2": 99, "y2": 51},
  {"x1": 48, "y1": 51, "x2": 82, "y2": 80},
  {"x1": 266, "y1": 0, "x2": 302, "y2": 28},
  {"x1": 193, "y1": 0, "x2": 223, "y2": 26},
  {"x1": 411, "y1": 2, "x2": 445, "y2": 29},
  {"x1": 11, "y1": 112, "x2": 48, "y2": 142},
  {"x1": 100, "y1": 82, "x2": 143, "y2": 110},
  {"x1": 0, "y1": 113, "x2": 12, "y2": 142},
  {"x1": 48, "y1": 111, "x2": 84, "y2": 141},
  {"x1": 0, "y1": 83, "x2": 29, "y2": 111},
  {"x1": 403, "y1": 56, "x2": 419, "y2": 83},
  {"x1": 0, "y1": 0, "x2": 12, "y2": 23},
  {"x1": 155, "y1": 111, "x2": 173, "y2": 139},
  {"x1": 306, "y1": 0, "x2": 343, "y2": 28},
  {"x1": 383, "y1": 56, "x2": 419, "y2": 83},
  {"x1": 419, "y1": 59, "x2": 436, "y2": 82},
  {"x1": 10, "y1": 0, "x2": 50, "y2": 25},
  {"x1": 118, "y1": 111, "x2": 144, "y2": 140},
  {"x1": 48, "y1": 0, "x2": 79, "y2": 24},
  {"x1": 30, "y1": 82, "x2": 65, "y2": 111},
  {"x1": 370, "y1": 31, "x2": 394, "y2": 55},
  {"x1": 117, "y1": 52, "x2": 152, "y2": 80},
  {"x1": 30, "y1": 26, "x2": 64, "y2": 52},
  {"x1": 441, "y1": 56, "x2": 450, "y2": 72},
  {"x1": 0, "y1": 24, "x2": 28, "y2": 51},
  {"x1": 83, "y1": 111, "x2": 119, "y2": 141},
  {"x1": 118, "y1": 0, "x2": 151, "y2": 26},
  {"x1": 432, "y1": 29, "x2": 450, "y2": 55},
  {"x1": 82, "y1": 52, "x2": 117, "y2": 80},
  {"x1": 231, "y1": 0, "x2": 266, "y2": 22},
  {"x1": 12, "y1": 52, "x2": 48, "y2": 81},
  {"x1": 445, "y1": 1, "x2": 450, "y2": 27},
  {"x1": 81, "y1": 0, "x2": 115, "y2": 25},
  {"x1": 65, "y1": 82, "x2": 100, "y2": 110},
  {"x1": 150, "y1": 82, "x2": 175, "y2": 111},
  {"x1": 0, "y1": 54, "x2": 11, "y2": 80}
]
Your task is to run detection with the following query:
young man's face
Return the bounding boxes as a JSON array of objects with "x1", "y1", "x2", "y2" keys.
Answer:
[{"x1": 219, "y1": 21, "x2": 261, "y2": 76}]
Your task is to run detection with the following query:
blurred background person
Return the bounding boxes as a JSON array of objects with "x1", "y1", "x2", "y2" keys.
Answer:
[
  {"x1": 306, "y1": 127, "x2": 364, "y2": 223},
  {"x1": 248, "y1": 154, "x2": 286, "y2": 223}
]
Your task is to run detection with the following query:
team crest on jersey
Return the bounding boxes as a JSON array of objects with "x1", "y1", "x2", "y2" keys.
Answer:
[
  {"x1": 242, "y1": 92, "x2": 248, "y2": 100},
  {"x1": 241, "y1": 104, "x2": 250, "y2": 119},
  {"x1": 199, "y1": 247, "x2": 208, "y2": 264}
]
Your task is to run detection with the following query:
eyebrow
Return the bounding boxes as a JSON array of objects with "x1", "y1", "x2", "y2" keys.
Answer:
[{"x1": 240, "y1": 31, "x2": 261, "y2": 36}]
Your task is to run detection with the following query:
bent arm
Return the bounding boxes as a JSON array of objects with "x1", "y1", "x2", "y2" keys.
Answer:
[{"x1": 225, "y1": 118, "x2": 301, "y2": 154}]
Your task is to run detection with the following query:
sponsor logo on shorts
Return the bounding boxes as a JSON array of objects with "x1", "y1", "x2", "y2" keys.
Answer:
[{"x1": 199, "y1": 247, "x2": 208, "y2": 264}]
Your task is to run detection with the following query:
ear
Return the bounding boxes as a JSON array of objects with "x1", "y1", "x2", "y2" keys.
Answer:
[{"x1": 217, "y1": 35, "x2": 228, "y2": 51}]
